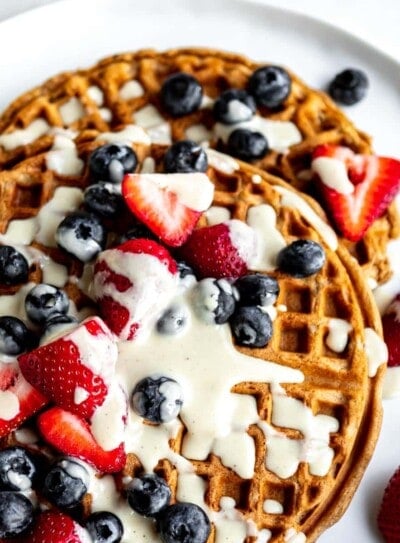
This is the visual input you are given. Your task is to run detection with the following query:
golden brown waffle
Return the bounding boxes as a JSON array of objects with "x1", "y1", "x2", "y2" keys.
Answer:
[
  {"x1": 0, "y1": 137, "x2": 384, "y2": 542},
  {"x1": 0, "y1": 48, "x2": 398, "y2": 285}
]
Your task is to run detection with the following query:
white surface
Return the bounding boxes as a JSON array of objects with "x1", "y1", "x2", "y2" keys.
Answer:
[{"x1": 0, "y1": 1, "x2": 399, "y2": 541}]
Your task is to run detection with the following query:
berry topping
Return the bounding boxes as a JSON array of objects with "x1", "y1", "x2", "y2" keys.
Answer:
[
  {"x1": 27, "y1": 510, "x2": 91, "y2": 543},
  {"x1": 156, "y1": 502, "x2": 211, "y2": 543},
  {"x1": 0, "y1": 246, "x2": 29, "y2": 285},
  {"x1": 89, "y1": 143, "x2": 138, "y2": 184},
  {"x1": 382, "y1": 294, "x2": 400, "y2": 368},
  {"x1": 43, "y1": 312, "x2": 78, "y2": 338},
  {"x1": 122, "y1": 173, "x2": 214, "y2": 247},
  {"x1": 0, "y1": 490, "x2": 34, "y2": 538},
  {"x1": 161, "y1": 73, "x2": 203, "y2": 117},
  {"x1": 377, "y1": 465, "x2": 400, "y2": 543},
  {"x1": 177, "y1": 260, "x2": 196, "y2": 280},
  {"x1": 85, "y1": 511, "x2": 123, "y2": 543},
  {"x1": 230, "y1": 306, "x2": 273, "y2": 348},
  {"x1": 192, "y1": 278, "x2": 236, "y2": 324},
  {"x1": 312, "y1": 144, "x2": 400, "y2": 242},
  {"x1": 213, "y1": 89, "x2": 256, "y2": 124},
  {"x1": 43, "y1": 458, "x2": 89, "y2": 509},
  {"x1": 56, "y1": 212, "x2": 106, "y2": 262},
  {"x1": 84, "y1": 183, "x2": 123, "y2": 219},
  {"x1": 164, "y1": 140, "x2": 208, "y2": 173},
  {"x1": 156, "y1": 304, "x2": 189, "y2": 335},
  {"x1": 119, "y1": 222, "x2": 158, "y2": 243},
  {"x1": 328, "y1": 68, "x2": 369, "y2": 105},
  {"x1": 277, "y1": 240, "x2": 325, "y2": 278},
  {"x1": 227, "y1": 128, "x2": 269, "y2": 161},
  {"x1": 0, "y1": 447, "x2": 37, "y2": 491},
  {"x1": 127, "y1": 473, "x2": 171, "y2": 517},
  {"x1": 25, "y1": 283, "x2": 69, "y2": 324},
  {"x1": 248, "y1": 66, "x2": 291, "y2": 108},
  {"x1": 179, "y1": 220, "x2": 257, "y2": 279},
  {"x1": 132, "y1": 376, "x2": 183, "y2": 424},
  {"x1": 0, "y1": 316, "x2": 32, "y2": 355},
  {"x1": 235, "y1": 273, "x2": 279, "y2": 307}
]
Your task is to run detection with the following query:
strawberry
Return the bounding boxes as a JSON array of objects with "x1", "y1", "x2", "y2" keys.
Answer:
[
  {"x1": 93, "y1": 239, "x2": 178, "y2": 340},
  {"x1": 0, "y1": 360, "x2": 47, "y2": 438},
  {"x1": 382, "y1": 294, "x2": 400, "y2": 368},
  {"x1": 18, "y1": 317, "x2": 117, "y2": 420},
  {"x1": 377, "y1": 466, "x2": 400, "y2": 542},
  {"x1": 179, "y1": 220, "x2": 257, "y2": 279},
  {"x1": 37, "y1": 406, "x2": 126, "y2": 473},
  {"x1": 122, "y1": 172, "x2": 214, "y2": 246},
  {"x1": 311, "y1": 144, "x2": 400, "y2": 241},
  {"x1": 26, "y1": 511, "x2": 90, "y2": 543}
]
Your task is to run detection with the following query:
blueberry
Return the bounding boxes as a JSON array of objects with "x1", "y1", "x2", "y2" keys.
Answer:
[
  {"x1": 127, "y1": 473, "x2": 171, "y2": 517},
  {"x1": 0, "y1": 491, "x2": 34, "y2": 538},
  {"x1": 164, "y1": 141, "x2": 208, "y2": 173},
  {"x1": 0, "y1": 316, "x2": 32, "y2": 355},
  {"x1": 156, "y1": 503, "x2": 210, "y2": 543},
  {"x1": 0, "y1": 447, "x2": 37, "y2": 491},
  {"x1": 213, "y1": 89, "x2": 256, "y2": 124},
  {"x1": 132, "y1": 376, "x2": 183, "y2": 424},
  {"x1": 42, "y1": 458, "x2": 89, "y2": 509},
  {"x1": 55, "y1": 212, "x2": 106, "y2": 262},
  {"x1": 328, "y1": 68, "x2": 369, "y2": 105},
  {"x1": 119, "y1": 222, "x2": 157, "y2": 243},
  {"x1": 161, "y1": 73, "x2": 203, "y2": 117},
  {"x1": 85, "y1": 511, "x2": 123, "y2": 543},
  {"x1": 84, "y1": 183, "x2": 123, "y2": 218},
  {"x1": 230, "y1": 306, "x2": 273, "y2": 347},
  {"x1": 176, "y1": 261, "x2": 195, "y2": 280},
  {"x1": 156, "y1": 305, "x2": 189, "y2": 335},
  {"x1": 192, "y1": 278, "x2": 236, "y2": 324},
  {"x1": 235, "y1": 273, "x2": 279, "y2": 307},
  {"x1": 44, "y1": 312, "x2": 78, "y2": 336},
  {"x1": 89, "y1": 144, "x2": 138, "y2": 183},
  {"x1": 248, "y1": 66, "x2": 291, "y2": 108},
  {"x1": 25, "y1": 284, "x2": 69, "y2": 324},
  {"x1": 227, "y1": 129, "x2": 269, "y2": 161},
  {"x1": 0, "y1": 246, "x2": 29, "y2": 285},
  {"x1": 277, "y1": 239, "x2": 326, "y2": 277}
]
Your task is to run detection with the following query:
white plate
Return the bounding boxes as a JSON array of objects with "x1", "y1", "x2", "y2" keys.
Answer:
[{"x1": 0, "y1": 1, "x2": 399, "y2": 541}]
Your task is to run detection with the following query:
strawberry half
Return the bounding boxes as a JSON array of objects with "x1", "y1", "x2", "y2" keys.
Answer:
[
  {"x1": 26, "y1": 510, "x2": 91, "y2": 543},
  {"x1": 0, "y1": 360, "x2": 47, "y2": 438},
  {"x1": 311, "y1": 144, "x2": 400, "y2": 241},
  {"x1": 37, "y1": 406, "x2": 126, "y2": 473},
  {"x1": 18, "y1": 317, "x2": 117, "y2": 420},
  {"x1": 382, "y1": 294, "x2": 400, "y2": 368},
  {"x1": 122, "y1": 172, "x2": 214, "y2": 246},
  {"x1": 377, "y1": 466, "x2": 400, "y2": 543}
]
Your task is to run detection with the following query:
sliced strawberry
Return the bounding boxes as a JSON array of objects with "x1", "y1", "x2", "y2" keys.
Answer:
[
  {"x1": 311, "y1": 144, "x2": 400, "y2": 241},
  {"x1": 122, "y1": 172, "x2": 214, "y2": 246},
  {"x1": 0, "y1": 360, "x2": 47, "y2": 438},
  {"x1": 37, "y1": 406, "x2": 126, "y2": 473},
  {"x1": 179, "y1": 220, "x2": 257, "y2": 279},
  {"x1": 382, "y1": 294, "x2": 400, "y2": 368},
  {"x1": 26, "y1": 510, "x2": 90, "y2": 543},
  {"x1": 18, "y1": 317, "x2": 117, "y2": 420},
  {"x1": 377, "y1": 465, "x2": 400, "y2": 543}
]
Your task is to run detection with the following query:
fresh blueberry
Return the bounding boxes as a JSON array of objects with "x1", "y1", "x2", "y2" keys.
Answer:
[
  {"x1": 230, "y1": 306, "x2": 273, "y2": 347},
  {"x1": 248, "y1": 66, "x2": 291, "y2": 108},
  {"x1": 127, "y1": 473, "x2": 171, "y2": 517},
  {"x1": 43, "y1": 312, "x2": 78, "y2": 337},
  {"x1": 156, "y1": 305, "x2": 189, "y2": 335},
  {"x1": 89, "y1": 144, "x2": 138, "y2": 183},
  {"x1": 84, "y1": 183, "x2": 123, "y2": 218},
  {"x1": 164, "y1": 140, "x2": 208, "y2": 173},
  {"x1": 213, "y1": 89, "x2": 256, "y2": 124},
  {"x1": 85, "y1": 511, "x2": 123, "y2": 543},
  {"x1": 227, "y1": 129, "x2": 269, "y2": 161},
  {"x1": 0, "y1": 447, "x2": 37, "y2": 491},
  {"x1": 119, "y1": 222, "x2": 157, "y2": 243},
  {"x1": 156, "y1": 502, "x2": 211, "y2": 543},
  {"x1": 0, "y1": 316, "x2": 32, "y2": 355},
  {"x1": 55, "y1": 212, "x2": 106, "y2": 262},
  {"x1": 192, "y1": 278, "x2": 236, "y2": 324},
  {"x1": 161, "y1": 73, "x2": 203, "y2": 117},
  {"x1": 177, "y1": 261, "x2": 196, "y2": 280},
  {"x1": 132, "y1": 376, "x2": 183, "y2": 424},
  {"x1": 235, "y1": 273, "x2": 279, "y2": 307},
  {"x1": 0, "y1": 246, "x2": 29, "y2": 285},
  {"x1": 328, "y1": 68, "x2": 369, "y2": 105},
  {"x1": 25, "y1": 283, "x2": 69, "y2": 324},
  {"x1": 0, "y1": 491, "x2": 34, "y2": 538},
  {"x1": 42, "y1": 458, "x2": 89, "y2": 509},
  {"x1": 277, "y1": 239, "x2": 326, "y2": 277}
]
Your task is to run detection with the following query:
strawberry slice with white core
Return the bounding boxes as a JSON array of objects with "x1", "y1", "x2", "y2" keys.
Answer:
[
  {"x1": 92, "y1": 239, "x2": 178, "y2": 340},
  {"x1": 26, "y1": 510, "x2": 92, "y2": 543},
  {"x1": 18, "y1": 317, "x2": 118, "y2": 420},
  {"x1": 122, "y1": 172, "x2": 215, "y2": 246},
  {"x1": 311, "y1": 144, "x2": 400, "y2": 241}
]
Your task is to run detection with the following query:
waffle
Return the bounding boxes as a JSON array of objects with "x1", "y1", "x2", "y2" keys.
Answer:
[
  {"x1": 0, "y1": 48, "x2": 398, "y2": 285},
  {"x1": 0, "y1": 135, "x2": 385, "y2": 542}
]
